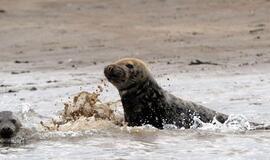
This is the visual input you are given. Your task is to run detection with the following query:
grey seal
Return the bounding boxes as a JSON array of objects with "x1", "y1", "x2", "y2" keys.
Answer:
[
  {"x1": 0, "y1": 111, "x2": 22, "y2": 139},
  {"x1": 104, "y1": 58, "x2": 228, "y2": 129}
]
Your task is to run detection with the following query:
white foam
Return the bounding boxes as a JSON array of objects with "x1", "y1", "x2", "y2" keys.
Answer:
[{"x1": 193, "y1": 114, "x2": 252, "y2": 133}]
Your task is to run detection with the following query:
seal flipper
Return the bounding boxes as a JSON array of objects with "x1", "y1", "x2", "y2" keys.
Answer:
[
  {"x1": 249, "y1": 122, "x2": 270, "y2": 130},
  {"x1": 169, "y1": 94, "x2": 229, "y2": 125}
]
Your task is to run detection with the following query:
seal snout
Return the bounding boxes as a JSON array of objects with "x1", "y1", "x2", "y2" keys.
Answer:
[
  {"x1": 0, "y1": 127, "x2": 14, "y2": 139},
  {"x1": 104, "y1": 64, "x2": 125, "y2": 81},
  {"x1": 0, "y1": 111, "x2": 22, "y2": 140}
]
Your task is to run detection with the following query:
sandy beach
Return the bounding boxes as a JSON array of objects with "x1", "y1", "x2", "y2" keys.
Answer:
[{"x1": 0, "y1": 0, "x2": 270, "y2": 159}]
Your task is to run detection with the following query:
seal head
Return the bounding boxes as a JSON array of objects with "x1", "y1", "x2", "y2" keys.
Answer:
[
  {"x1": 104, "y1": 58, "x2": 151, "y2": 93},
  {"x1": 0, "y1": 111, "x2": 22, "y2": 139}
]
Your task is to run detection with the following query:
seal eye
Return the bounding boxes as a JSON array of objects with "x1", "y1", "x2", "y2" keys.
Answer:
[
  {"x1": 126, "y1": 64, "x2": 134, "y2": 69},
  {"x1": 10, "y1": 119, "x2": 16, "y2": 124}
]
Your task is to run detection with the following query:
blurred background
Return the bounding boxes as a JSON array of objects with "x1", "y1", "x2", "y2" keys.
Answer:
[
  {"x1": 1, "y1": 0, "x2": 269, "y2": 70},
  {"x1": 0, "y1": 1, "x2": 270, "y2": 159}
]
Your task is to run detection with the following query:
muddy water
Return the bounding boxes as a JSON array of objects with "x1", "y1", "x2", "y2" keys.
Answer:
[{"x1": 0, "y1": 65, "x2": 270, "y2": 160}]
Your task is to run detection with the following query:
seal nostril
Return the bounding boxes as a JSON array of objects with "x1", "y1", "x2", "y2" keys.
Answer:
[
  {"x1": 105, "y1": 65, "x2": 114, "y2": 73},
  {"x1": 107, "y1": 66, "x2": 111, "y2": 72},
  {"x1": 109, "y1": 67, "x2": 114, "y2": 73}
]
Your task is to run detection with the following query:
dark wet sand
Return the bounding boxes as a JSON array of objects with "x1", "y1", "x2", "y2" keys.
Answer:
[{"x1": 0, "y1": 0, "x2": 270, "y2": 73}]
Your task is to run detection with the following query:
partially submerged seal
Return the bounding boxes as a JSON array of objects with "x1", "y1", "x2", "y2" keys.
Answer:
[
  {"x1": 0, "y1": 111, "x2": 22, "y2": 140},
  {"x1": 104, "y1": 58, "x2": 228, "y2": 129}
]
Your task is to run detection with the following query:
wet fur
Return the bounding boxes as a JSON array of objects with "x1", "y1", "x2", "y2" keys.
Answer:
[{"x1": 0, "y1": 111, "x2": 22, "y2": 139}]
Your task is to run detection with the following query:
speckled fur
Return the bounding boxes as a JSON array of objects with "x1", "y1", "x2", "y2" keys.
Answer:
[
  {"x1": 104, "y1": 58, "x2": 228, "y2": 129},
  {"x1": 0, "y1": 111, "x2": 22, "y2": 139}
]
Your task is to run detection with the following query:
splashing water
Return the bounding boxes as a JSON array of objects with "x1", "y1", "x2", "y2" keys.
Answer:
[
  {"x1": 40, "y1": 91, "x2": 124, "y2": 132},
  {"x1": 26, "y1": 91, "x2": 269, "y2": 138},
  {"x1": 192, "y1": 114, "x2": 255, "y2": 133},
  {"x1": 3, "y1": 91, "x2": 268, "y2": 146},
  {"x1": 1, "y1": 90, "x2": 270, "y2": 160}
]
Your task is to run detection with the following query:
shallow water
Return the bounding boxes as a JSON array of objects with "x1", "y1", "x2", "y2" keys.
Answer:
[
  {"x1": 1, "y1": 128, "x2": 270, "y2": 160},
  {"x1": 0, "y1": 65, "x2": 270, "y2": 159}
]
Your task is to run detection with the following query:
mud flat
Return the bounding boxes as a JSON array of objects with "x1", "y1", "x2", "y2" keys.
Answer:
[{"x1": 0, "y1": 0, "x2": 270, "y2": 159}]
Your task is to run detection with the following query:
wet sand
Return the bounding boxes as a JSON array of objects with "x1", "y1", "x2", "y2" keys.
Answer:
[
  {"x1": 0, "y1": 0, "x2": 270, "y2": 159},
  {"x1": 0, "y1": 0, "x2": 270, "y2": 70}
]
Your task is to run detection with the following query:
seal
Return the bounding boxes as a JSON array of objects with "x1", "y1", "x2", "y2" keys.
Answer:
[
  {"x1": 0, "y1": 111, "x2": 22, "y2": 140},
  {"x1": 104, "y1": 58, "x2": 228, "y2": 129}
]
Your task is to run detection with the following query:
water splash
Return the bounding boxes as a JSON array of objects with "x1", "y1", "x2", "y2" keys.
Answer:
[
  {"x1": 192, "y1": 114, "x2": 253, "y2": 133},
  {"x1": 40, "y1": 91, "x2": 124, "y2": 132},
  {"x1": 9, "y1": 90, "x2": 267, "y2": 142}
]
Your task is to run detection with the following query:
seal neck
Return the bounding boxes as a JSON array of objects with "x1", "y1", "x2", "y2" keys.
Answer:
[{"x1": 119, "y1": 76, "x2": 162, "y2": 98}]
